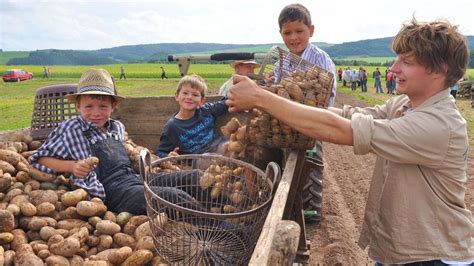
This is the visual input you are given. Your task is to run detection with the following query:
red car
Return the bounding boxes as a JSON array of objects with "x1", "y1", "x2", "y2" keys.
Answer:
[{"x1": 2, "y1": 69, "x2": 34, "y2": 82}]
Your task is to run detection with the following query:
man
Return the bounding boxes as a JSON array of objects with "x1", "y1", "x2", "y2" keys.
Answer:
[
  {"x1": 218, "y1": 60, "x2": 260, "y2": 97},
  {"x1": 373, "y1": 67, "x2": 383, "y2": 93},
  {"x1": 226, "y1": 18, "x2": 473, "y2": 264}
]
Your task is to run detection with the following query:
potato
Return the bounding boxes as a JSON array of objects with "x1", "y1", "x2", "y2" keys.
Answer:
[
  {"x1": 0, "y1": 209, "x2": 15, "y2": 232},
  {"x1": 123, "y1": 215, "x2": 149, "y2": 235},
  {"x1": 28, "y1": 166, "x2": 55, "y2": 182},
  {"x1": 113, "y1": 233, "x2": 136, "y2": 248},
  {"x1": 221, "y1": 117, "x2": 241, "y2": 138},
  {"x1": 134, "y1": 221, "x2": 152, "y2": 241},
  {"x1": 95, "y1": 220, "x2": 121, "y2": 235},
  {"x1": 199, "y1": 172, "x2": 216, "y2": 189},
  {"x1": 29, "y1": 189, "x2": 58, "y2": 206},
  {"x1": 61, "y1": 188, "x2": 88, "y2": 207},
  {"x1": 116, "y1": 211, "x2": 133, "y2": 226},
  {"x1": 0, "y1": 160, "x2": 16, "y2": 175},
  {"x1": 122, "y1": 249, "x2": 153, "y2": 266},
  {"x1": 85, "y1": 156, "x2": 99, "y2": 167},
  {"x1": 36, "y1": 202, "x2": 56, "y2": 216},
  {"x1": 0, "y1": 232, "x2": 14, "y2": 244},
  {"x1": 14, "y1": 244, "x2": 43, "y2": 266},
  {"x1": 19, "y1": 201, "x2": 37, "y2": 217},
  {"x1": 135, "y1": 236, "x2": 154, "y2": 251},
  {"x1": 76, "y1": 198, "x2": 107, "y2": 217},
  {"x1": 45, "y1": 255, "x2": 70, "y2": 265},
  {"x1": 97, "y1": 235, "x2": 113, "y2": 252}
]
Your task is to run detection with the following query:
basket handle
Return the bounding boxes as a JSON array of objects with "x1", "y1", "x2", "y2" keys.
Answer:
[
  {"x1": 138, "y1": 149, "x2": 152, "y2": 182},
  {"x1": 265, "y1": 162, "x2": 281, "y2": 195}
]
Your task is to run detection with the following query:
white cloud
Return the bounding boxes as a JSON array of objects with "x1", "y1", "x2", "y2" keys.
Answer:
[{"x1": 0, "y1": 0, "x2": 473, "y2": 51}]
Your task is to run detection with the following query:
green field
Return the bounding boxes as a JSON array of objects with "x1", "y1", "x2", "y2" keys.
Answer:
[
  {"x1": 1, "y1": 64, "x2": 473, "y2": 147},
  {"x1": 0, "y1": 51, "x2": 30, "y2": 65}
]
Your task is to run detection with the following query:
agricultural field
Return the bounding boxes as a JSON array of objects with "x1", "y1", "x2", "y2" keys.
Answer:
[
  {"x1": 1, "y1": 64, "x2": 473, "y2": 148},
  {"x1": 0, "y1": 51, "x2": 30, "y2": 65}
]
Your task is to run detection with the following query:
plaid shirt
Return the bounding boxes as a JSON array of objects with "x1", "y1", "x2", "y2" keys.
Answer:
[
  {"x1": 29, "y1": 116, "x2": 125, "y2": 199},
  {"x1": 275, "y1": 43, "x2": 337, "y2": 106}
]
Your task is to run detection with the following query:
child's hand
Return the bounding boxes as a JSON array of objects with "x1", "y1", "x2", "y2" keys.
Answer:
[
  {"x1": 73, "y1": 160, "x2": 94, "y2": 179},
  {"x1": 168, "y1": 147, "x2": 180, "y2": 157}
]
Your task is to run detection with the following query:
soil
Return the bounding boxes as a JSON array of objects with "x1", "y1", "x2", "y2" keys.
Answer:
[{"x1": 306, "y1": 92, "x2": 474, "y2": 265}]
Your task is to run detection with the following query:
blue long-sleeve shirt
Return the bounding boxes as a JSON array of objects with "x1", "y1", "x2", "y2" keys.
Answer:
[{"x1": 156, "y1": 100, "x2": 228, "y2": 158}]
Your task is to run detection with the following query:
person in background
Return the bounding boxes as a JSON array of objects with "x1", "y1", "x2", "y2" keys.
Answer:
[
  {"x1": 359, "y1": 67, "x2": 368, "y2": 92},
  {"x1": 156, "y1": 74, "x2": 228, "y2": 158},
  {"x1": 42, "y1": 66, "x2": 49, "y2": 79},
  {"x1": 219, "y1": 60, "x2": 260, "y2": 97},
  {"x1": 386, "y1": 67, "x2": 394, "y2": 94},
  {"x1": 342, "y1": 67, "x2": 351, "y2": 87},
  {"x1": 450, "y1": 79, "x2": 460, "y2": 99},
  {"x1": 226, "y1": 18, "x2": 473, "y2": 265},
  {"x1": 119, "y1": 66, "x2": 126, "y2": 80},
  {"x1": 160, "y1": 66, "x2": 168, "y2": 79},
  {"x1": 351, "y1": 69, "x2": 358, "y2": 91},
  {"x1": 337, "y1": 67, "x2": 343, "y2": 82},
  {"x1": 373, "y1": 67, "x2": 383, "y2": 93}
]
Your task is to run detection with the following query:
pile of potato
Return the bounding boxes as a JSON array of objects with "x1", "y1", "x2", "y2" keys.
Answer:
[
  {"x1": 0, "y1": 132, "x2": 170, "y2": 265},
  {"x1": 247, "y1": 67, "x2": 332, "y2": 149}
]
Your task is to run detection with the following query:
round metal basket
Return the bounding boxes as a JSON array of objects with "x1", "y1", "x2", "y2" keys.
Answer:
[{"x1": 140, "y1": 152, "x2": 280, "y2": 265}]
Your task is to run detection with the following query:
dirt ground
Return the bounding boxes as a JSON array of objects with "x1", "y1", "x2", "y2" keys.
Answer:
[{"x1": 306, "y1": 92, "x2": 474, "y2": 265}]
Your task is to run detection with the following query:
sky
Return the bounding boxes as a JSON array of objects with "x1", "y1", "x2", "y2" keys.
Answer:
[{"x1": 1, "y1": 0, "x2": 473, "y2": 51}]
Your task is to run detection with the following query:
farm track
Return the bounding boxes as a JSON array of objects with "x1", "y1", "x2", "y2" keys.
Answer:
[{"x1": 306, "y1": 92, "x2": 474, "y2": 265}]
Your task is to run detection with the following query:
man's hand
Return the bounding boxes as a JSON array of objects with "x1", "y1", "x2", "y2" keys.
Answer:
[
  {"x1": 73, "y1": 160, "x2": 93, "y2": 179},
  {"x1": 226, "y1": 74, "x2": 264, "y2": 112}
]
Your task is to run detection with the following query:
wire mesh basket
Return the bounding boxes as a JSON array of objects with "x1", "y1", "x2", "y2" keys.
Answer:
[
  {"x1": 140, "y1": 152, "x2": 280, "y2": 265},
  {"x1": 246, "y1": 46, "x2": 335, "y2": 150}
]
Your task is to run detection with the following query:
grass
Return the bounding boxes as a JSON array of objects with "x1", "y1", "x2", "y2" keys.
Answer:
[{"x1": 0, "y1": 77, "x2": 227, "y2": 130}]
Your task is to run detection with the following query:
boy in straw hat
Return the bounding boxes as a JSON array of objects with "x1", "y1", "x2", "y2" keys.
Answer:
[
  {"x1": 30, "y1": 68, "x2": 203, "y2": 214},
  {"x1": 218, "y1": 60, "x2": 260, "y2": 97}
]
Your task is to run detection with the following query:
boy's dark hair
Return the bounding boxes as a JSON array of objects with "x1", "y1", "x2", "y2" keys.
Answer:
[
  {"x1": 392, "y1": 18, "x2": 469, "y2": 88},
  {"x1": 278, "y1": 3, "x2": 312, "y2": 30},
  {"x1": 176, "y1": 74, "x2": 207, "y2": 97}
]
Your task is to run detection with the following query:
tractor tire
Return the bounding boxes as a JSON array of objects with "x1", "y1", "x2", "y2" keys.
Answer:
[{"x1": 302, "y1": 142, "x2": 324, "y2": 223}]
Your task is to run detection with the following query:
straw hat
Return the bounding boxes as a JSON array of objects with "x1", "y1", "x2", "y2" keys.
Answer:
[
  {"x1": 66, "y1": 68, "x2": 124, "y2": 103},
  {"x1": 230, "y1": 60, "x2": 261, "y2": 68}
]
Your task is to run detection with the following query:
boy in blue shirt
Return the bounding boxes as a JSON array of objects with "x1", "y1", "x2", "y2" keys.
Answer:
[{"x1": 156, "y1": 74, "x2": 228, "y2": 158}]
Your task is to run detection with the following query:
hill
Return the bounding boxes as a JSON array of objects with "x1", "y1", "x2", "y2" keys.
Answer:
[
  {"x1": 3, "y1": 36, "x2": 472, "y2": 66},
  {"x1": 326, "y1": 35, "x2": 474, "y2": 57}
]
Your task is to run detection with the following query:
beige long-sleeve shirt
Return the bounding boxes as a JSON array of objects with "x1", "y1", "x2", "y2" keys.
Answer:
[{"x1": 342, "y1": 89, "x2": 473, "y2": 263}]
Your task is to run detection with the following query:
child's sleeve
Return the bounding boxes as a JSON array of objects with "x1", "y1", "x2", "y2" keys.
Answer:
[
  {"x1": 155, "y1": 124, "x2": 175, "y2": 158},
  {"x1": 204, "y1": 99, "x2": 228, "y2": 117}
]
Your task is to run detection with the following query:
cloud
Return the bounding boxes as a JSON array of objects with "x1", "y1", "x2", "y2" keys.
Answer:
[{"x1": 1, "y1": 0, "x2": 473, "y2": 51}]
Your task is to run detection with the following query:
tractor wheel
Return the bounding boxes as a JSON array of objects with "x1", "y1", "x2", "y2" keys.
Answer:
[
  {"x1": 302, "y1": 143, "x2": 324, "y2": 223},
  {"x1": 302, "y1": 159, "x2": 323, "y2": 222}
]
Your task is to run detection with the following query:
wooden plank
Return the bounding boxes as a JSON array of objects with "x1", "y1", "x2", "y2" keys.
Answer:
[{"x1": 249, "y1": 150, "x2": 300, "y2": 265}]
